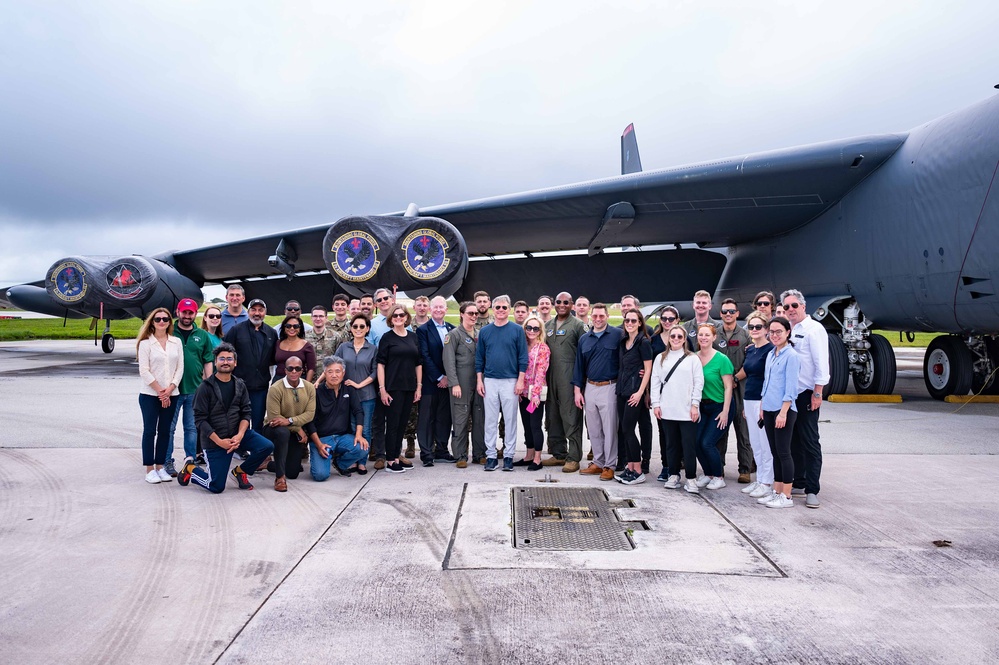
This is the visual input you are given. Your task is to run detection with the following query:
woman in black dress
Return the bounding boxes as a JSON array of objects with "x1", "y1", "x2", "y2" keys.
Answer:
[{"x1": 376, "y1": 304, "x2": 423, "y2": 473}]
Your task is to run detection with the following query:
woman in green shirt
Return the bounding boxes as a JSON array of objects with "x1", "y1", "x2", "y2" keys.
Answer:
[{"x1": 694, "y1": 323, "x2": 733, "y2": 490}]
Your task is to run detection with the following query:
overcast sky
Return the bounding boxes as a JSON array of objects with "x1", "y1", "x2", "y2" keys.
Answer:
[{"x1": 2, "y1": 0, "x2": 997, "y2": 285}]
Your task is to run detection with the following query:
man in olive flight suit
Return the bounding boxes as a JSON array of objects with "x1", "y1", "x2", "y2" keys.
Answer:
[
  {"x1": 443, "y1": 301, "x2": 486, "y2": 468},
  {"x1": 543, "y1": 291, "x2": 586, "y2": 473}
]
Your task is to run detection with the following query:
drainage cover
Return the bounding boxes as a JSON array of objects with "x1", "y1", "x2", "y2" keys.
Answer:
[{"x1": 512, "y1": 486, "x2": 642, "y2": 551}]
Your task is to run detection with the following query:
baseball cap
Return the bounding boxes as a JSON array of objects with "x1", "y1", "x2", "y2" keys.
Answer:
[
  {"x1": 248, "y1": 298, "x2": 267, "y2": 309},
  {"x1": 177, "y1": 298, "x2": 199, "y2": 313}
]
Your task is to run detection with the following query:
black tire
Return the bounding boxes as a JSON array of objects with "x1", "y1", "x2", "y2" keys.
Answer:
[
  {"x1": 854, "y1": 333, "x2": 897, "y2": 394},
  {"x1": 826, "y1": 333, "x2": 850, "y2": 399},
  {"x1": 923, "y1": 336, "x2": 972, "y2": 400},
  {"x1": 101, "y1": 333, "x2": 115, "y2": 354},
  {"x1": 971, "y1": 337, "x2": 999, "y2": 395}
]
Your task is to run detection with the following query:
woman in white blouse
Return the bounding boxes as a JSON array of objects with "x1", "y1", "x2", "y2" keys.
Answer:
[
  {"x1": 136, "y1": 308, "x2": 184, "y2": 484},
  {"x1": 650, "y1": 324, "x2": 704, "y2": 494}
]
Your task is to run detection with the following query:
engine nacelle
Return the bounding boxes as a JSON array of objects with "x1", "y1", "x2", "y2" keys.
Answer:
[
  {"x1": 43, "y1": 255, "x2": 202, "y2": 319},
  {"x1": 323, "y1": 215, "x2": 468, "y2": 298}
]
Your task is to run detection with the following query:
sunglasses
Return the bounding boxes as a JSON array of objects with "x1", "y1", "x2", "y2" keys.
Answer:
[
  {"x1": 525, "y1": 325, "x2": 541, "y2": 332},
  {"x1": 668, "y1": 333, "x2": 685, "y2": 340},
  {"x1": 784, "y1": 302, "x2": 801, "y2": 309},
  {"x1": 660, "y1": 315, "x2": 677, "y2": 322},
  {"x1": 286, "y1": 366, "x2": 304, "y2": 372},
  {"x1": 286, "y1": 307, "x2": 301, "y2": 312},
  {"x1": 747, "y1": 323, "x2": 765, "y2": 331},
  {"x1": 205, "y1": 313, "x2": 221, "y2": 320},
  {"x1": 755, "y1": 301, "x2": 771, "y2": 307},
  {"x1": 494, "y1": 305, "x2": 509, "y2": 310},
  {"x1": 624, "y1": 318, "x2": 640, "y2": 324},
  {"x1": 721, "y1": 309, "x2": 737, "y2": 315},
  {"x1": 463, "y1": 310, "x2": 478, "y2": 316},
  {"x1": 375, "y1": 296, "x2": 391, "y2": 303},
  {"x1": 391, "y1": 313, "x2": 407, "y2": 319},
  {"x1": 153, "y1": 316, "x2": 170, "y2": 323},
  {"x1": 284, "y1": 324, "x2": 300, "y2": 329},
  {"x1": 555, "y1": 300, "x2": 571, "y2": 305},
  {"x1": 351, "y1": 324, "x2": 368, "y2": 330}
]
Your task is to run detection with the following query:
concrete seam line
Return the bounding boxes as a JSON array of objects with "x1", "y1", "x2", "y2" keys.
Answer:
[
  {"x1": 698, "y1": 494, "x2": 788, "y2": 579},
  {"x1": 441, "y1": 482, "x2": 469, "y2": 571}
]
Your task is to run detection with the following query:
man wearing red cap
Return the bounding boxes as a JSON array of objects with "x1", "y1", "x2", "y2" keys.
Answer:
[{"x1": 166, "y1": 298, "x2": 215, "y2": 475}]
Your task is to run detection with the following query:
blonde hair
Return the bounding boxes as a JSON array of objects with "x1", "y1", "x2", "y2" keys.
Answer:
[
  {"x1": 136, "y1": 308, "x2": 174, "y2": 355},
  {"x1": 745, "y1": 311, "x2": 769, "y2": 327},
  {"x1": 524, "y1": 317, "x2": 548, "y2": 348},
  {"x1": 660, "y1": 324, "x2": 693, "y2": 365},
  {"x1": 201, "y1": 305, "x2": 222, "y2": 338}
]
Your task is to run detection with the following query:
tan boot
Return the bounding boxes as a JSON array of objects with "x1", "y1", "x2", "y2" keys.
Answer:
[{"x1": 562, "y1": 461, "x2": 580, "y2": 473}]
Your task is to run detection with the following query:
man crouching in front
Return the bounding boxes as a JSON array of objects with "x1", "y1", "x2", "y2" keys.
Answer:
[
  {"x1": 178, "y1": 343, "x2": 274, "y2": 492},
  {"x1": 307, "y1": 356, "x2": 369, "y2": 481}
]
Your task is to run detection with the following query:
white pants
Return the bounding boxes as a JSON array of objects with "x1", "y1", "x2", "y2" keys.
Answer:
[
  {"x1": 744, "y1": 399, "x2": 774, "y2": 485},
  {"x1": 483, "y1": 377, "x2": 518, "y2": 459}
]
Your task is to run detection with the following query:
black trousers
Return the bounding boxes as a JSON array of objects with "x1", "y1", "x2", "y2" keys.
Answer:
[
  {"x1": 417, "y1": 385, "x2": 452, "y2": 461},
  {"x1": 370, "y1": 398, "x2": 386, "y2": 460},
  {"x1": 518, "y1": 396, "x2": 545, "y2": 451},
  {"x1": 638, "y1": 405, "x2": 652, "y2": 467},
  {"x1": 261, "y1": 425, "x2": 304, "y2": 479},
  {"x1": 790, "y1": 390, "x2": 822, "y2": 494},
  {"x1": 617, "y1": 395, "x2": 644, "y2": 464},
  {"x1": 661, "y1": 419, "x2": 698, "y2": 480},
  {"x1": 384, "y1": 391, "x2": 415, "y2": 460},
  {"x1": 763, "y1": 410, "x2": 797, "y2": 485}
]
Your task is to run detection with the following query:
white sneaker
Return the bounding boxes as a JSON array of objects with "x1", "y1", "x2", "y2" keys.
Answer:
[
  {"x1": 145, "y1": 470, "x2": 161, "y2": 484},
  {"x1": 695, "y1": 474, "x2": 711, "y2": 488},
  {"x1": 684, "y1": 479, "x2": 700, "y2": 494},
  {"x1": 749, "y1": 483, "x2": 772, "y2": 498},
  {"x1": 756, "y1": 490, "x2": 777, "y2": 504},
  {"x1": 156, "y1": 468, "x2": 173, "y2": 482},
  {"x1": 663, "y1": 474, "x2": 681, "y2": 489},
  {"x1": 741, "y1": 481, "x2": 759, "y2": 494},
  {"x1": 767, "y1": 493, "x2": 794, "y2": 509},
  {"x1": 706, "y1": 477, "x2": 726, "y2": 490}
]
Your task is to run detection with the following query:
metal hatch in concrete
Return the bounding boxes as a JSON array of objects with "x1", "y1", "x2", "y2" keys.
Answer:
[{"x1": 512, "y1": 486, "x2": 649, "y2": 551}]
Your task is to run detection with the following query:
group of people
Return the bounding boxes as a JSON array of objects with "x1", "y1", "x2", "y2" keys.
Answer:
[{"x1": 134, "y1": 283, "x2": 829, "y2": 509}]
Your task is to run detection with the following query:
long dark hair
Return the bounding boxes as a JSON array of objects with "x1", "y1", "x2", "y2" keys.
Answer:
[
  {"x1": 768, "y1": 316, "x2": 795, "y2": 347},
  {"x1": 622, "y1": 310, "x2": 649, "y2": 341},
  {"x1": 652, "y1": 305, "x2": 680, "y2": 336},
  {"x1": 278, "y1": 315, "x2": 304, "y2": 341}
]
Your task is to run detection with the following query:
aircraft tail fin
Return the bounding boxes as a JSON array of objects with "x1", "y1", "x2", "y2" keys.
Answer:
[{"x1": 621, "y1": 123, "x2": 642, "y2": 175}]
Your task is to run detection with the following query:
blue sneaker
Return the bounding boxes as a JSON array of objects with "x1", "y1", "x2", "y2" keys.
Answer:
[
  {"x1": 657, "y1": 469, "x2": 669, "y2": 482},
  {"x1": 485, "y1": 458, "x2": 498, "y2": 472},
  {"x1": 502, "y1": 457, "x2": 514, "y2": 472}
]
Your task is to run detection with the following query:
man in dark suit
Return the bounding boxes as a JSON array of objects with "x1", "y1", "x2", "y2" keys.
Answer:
[
  {"x1": 416, "y1": 296, "x2": 456, "y2": 466},
  {"x1": 223, "y1": 298, "x2": 278, "y2": 432}
]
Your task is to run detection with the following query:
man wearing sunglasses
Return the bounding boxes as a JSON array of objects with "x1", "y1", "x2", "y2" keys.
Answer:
[
  {"x1": 781, "y1": 289, "x2": 829, "y2": 509},
  {"x1": 368, "y1": 287, "x2": 395, "y2": 345},
  {"x1": 444, "y1": 301, "x2": 487, "y2": 467},
  {"x1": 285, "y1": 300, "x2": 312, "y2": 332},
  {"x1": 543, "y1": 291, "x2": 586, "y2": 472},
  {"x1": 166, "y1": 298, "x2": 215, "y2": 476},
  {"x1": 718, "y1": 298, "x2": 754, "y2": 483},
  {"x1": 223, "y1": 298, "x2": 278, "y2": 432},
  {"x1": 261, "y1": 356, "x2": 316, "y2": 492}
]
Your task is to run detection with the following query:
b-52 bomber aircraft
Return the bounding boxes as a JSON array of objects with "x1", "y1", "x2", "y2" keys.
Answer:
[{"x1": 5, "y1": 91, "x2": 999, "y2": 401}]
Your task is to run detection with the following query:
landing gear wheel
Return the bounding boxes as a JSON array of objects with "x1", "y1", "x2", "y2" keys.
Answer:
[
  {"x1": 101, "y1": 333, "x2": 115, "y2": 354},
  {"x1": 826, "y1": 333, "x2": 849, "y2": 399},
  {"x1": 854, "y1": 333, "x2": 897, "y2": 394},
  {"x1": 971, "y1": 337, "x2": 999, "y2": 395},
  {"x1": 923, "y1": 336, "x2": 972, "y2": 400}
]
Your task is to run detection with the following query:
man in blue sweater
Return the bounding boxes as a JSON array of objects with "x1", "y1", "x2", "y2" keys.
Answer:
[{"x1": 475, "y1": 295, "x2": 527, "y2": 472}]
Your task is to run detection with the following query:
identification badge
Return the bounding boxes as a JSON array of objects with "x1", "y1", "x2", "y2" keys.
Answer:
[
  {"x1": 465, "y1": 337, "x2": 473, "y2": 344},
  {"x1": 547, "y1": 330, "x2": 555, "y2": 337},
  {"x1": 718, "y1": 340, "x2": 728, "y2": 348},
  {"x1": 556, "y1": 329, "x2": 566, "y2": 336}
]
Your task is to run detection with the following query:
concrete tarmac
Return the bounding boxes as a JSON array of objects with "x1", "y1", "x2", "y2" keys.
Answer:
[{"x1": 1, "y1": 341, "x2": 998, "y2": 664}]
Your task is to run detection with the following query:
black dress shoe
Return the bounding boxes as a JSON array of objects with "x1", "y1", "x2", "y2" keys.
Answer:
[
  {"x1": 527, "y1": 462, "x2": 543, "y2": 471},
  {"x1": 434, "y1": 453, "x2": 458, "y2": 463},
  {"x1": 422, "y1": 460, "x2": 435, "y2": 467},
  {"x1": 512, "y1": 458, "x2": 531, "y2": 466}
]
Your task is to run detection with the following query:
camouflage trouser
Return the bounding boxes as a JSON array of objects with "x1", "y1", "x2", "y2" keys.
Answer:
[{"x1": 405, "y1": 402, "x2": 419, "y2": 443}]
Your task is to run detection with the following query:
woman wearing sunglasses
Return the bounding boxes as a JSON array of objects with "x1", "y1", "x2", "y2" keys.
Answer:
[
  {"x1": 136, "y1": 308, "x2": 184, "y2": 484},
  {"x1": 199, "y1": 305, "x2": 224, "y2": 348},
  {"x1": 515, "y1": 316, "x2": 550, "y2": 470},
  {"x1": 275, "y1": 314, "x2": 316, "y2": 383},
  {"x1": 334, "y1": 313, "x2": 377, "y2": 474},
  {"x1": 616, "y1": 311, "x2": 653, "y2": 484},
  {"x1": 758, "y1": 316, "x2": 800, "y2": 508},
  {"x1": 694, "y1": 323, "x2": 734, "y2": 490},
  {"x1": 650, "y1": 306, "x2": 680, "y2": 479},
  {"x1": 650, "y1": 324, "x2": 703, "y2": 492},
  {"x1": 377, "y1": 304, "x2": 423, "y2": 473},
  {"x1": 734, "y1": 311, "x2": 775, "y2": 500}
]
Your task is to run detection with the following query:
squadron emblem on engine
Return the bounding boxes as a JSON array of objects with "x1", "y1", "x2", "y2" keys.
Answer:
[
  {"x1": 401, "y1": 229, "x2": 450, "y2": 280},
  {"x1": 50, "y1": 261, "x2": 88, "y2": 303},
  {"x1": 332, "y1": 231, "x2": 380, "y2": 282},
  {"x1": 106, "y1": 262, "x2": 144, "y2": 299}
]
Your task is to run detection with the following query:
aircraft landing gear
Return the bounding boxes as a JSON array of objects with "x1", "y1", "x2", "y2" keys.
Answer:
[
  {"x1": 923, "y1": 336, "x2": 972, "y2": 399},
  {"x1": 100, "y1": 319, "x2": 114, "y2": 354},
  {"x1": 822, "y1": 300, "x2": 897, "y2": 398},
  {"x1": 970, "y1": 336, "x2": 999, "y2": 395}
]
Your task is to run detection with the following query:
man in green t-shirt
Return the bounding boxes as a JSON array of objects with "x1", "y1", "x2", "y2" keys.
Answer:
[{"x1": 167, "y1": 298, "x2": 215, "y2": 475}]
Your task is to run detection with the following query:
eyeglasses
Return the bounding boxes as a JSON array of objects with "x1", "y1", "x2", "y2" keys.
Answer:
[
  {"x1": 494, "y1": 305, "x2": 509, "y2": 310},
  {"x1": 351, "y1": 324, "x2": 368, "y2": 330},
  {"x1": 769, "y1": 328, "x2": 786, "y2": 335},
  {"x1": 755, "y1": 301, "x2": 771, "y2": 307},
  {"x1": 284, "y1": 324, "x2": 300, "y2": 329},
  {"x1": 153, "y1": 316, "x2": 170, "y2": 323},
  {"x1": 375, "y1": 296, "x2": 391, "y2": 303},
  {"x1": 286, "y1": 366, "x2": 304, "y2": 372},
  {"x1": 668, "y1": 334, "x2": 685, "y2": 340},
  {"x1": 216, "y1": 356, "x2": 235, "y2": 363},
  {"x1": 721, "y1": 309, "x2": 737, "y2": 315},
  {"x1": 206, "y1": 313, "x2": 221, "y2": 320},
  {"x1": 747, "y1": 324, "x2": 765, "y2": 331},
  {"x1": 463, "y1": 310, "x2": 477, "y2": 316},
  {"x1": 784, "y1": 302, "x2": 801, "y2": 309},
  {"x1": 525, "y1": 325, "x2": 541, "y2": 332},
  {"x1": 391, "y1": 313, "x2": 407, "y2": 319},
  {"x1": 555, "y1": 300, "x2": 571, "y2": 305}
]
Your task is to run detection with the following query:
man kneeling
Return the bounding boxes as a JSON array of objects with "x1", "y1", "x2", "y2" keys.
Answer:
[
  {"x1": 308, "y1": 356, "x2": 369, "y2": 481},
  {"x1": 180, "y1": 343, "x2": 273, "y2": 492}
]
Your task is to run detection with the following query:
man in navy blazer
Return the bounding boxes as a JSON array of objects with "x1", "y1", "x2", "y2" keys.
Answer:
[{"x1": 416, "y1": 296, "x2": 456, "y2": 465}]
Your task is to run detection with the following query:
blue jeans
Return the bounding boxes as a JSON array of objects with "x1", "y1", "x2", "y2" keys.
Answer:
[
  {"x1": 139, "y1": 393, "x2": 178, "y2": 466},
  {"x1": 351, "y1": 398, "x2": 376, "y2": 461},
  {"x1": 167, "y1": 393, "x2": 197, "y2": 462},
  {"x1": 247, "y1": 389, "x2": 268, "y2": 431},
  {"x1": 695, "y1": 400, "x2": 725, "y2": 477},
  {"x1": 189, "y1": 430, "x2": 273, "y2": 494},
  {"x1": 310, "y1": 434, "x2": 368, "y2": 481}
]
